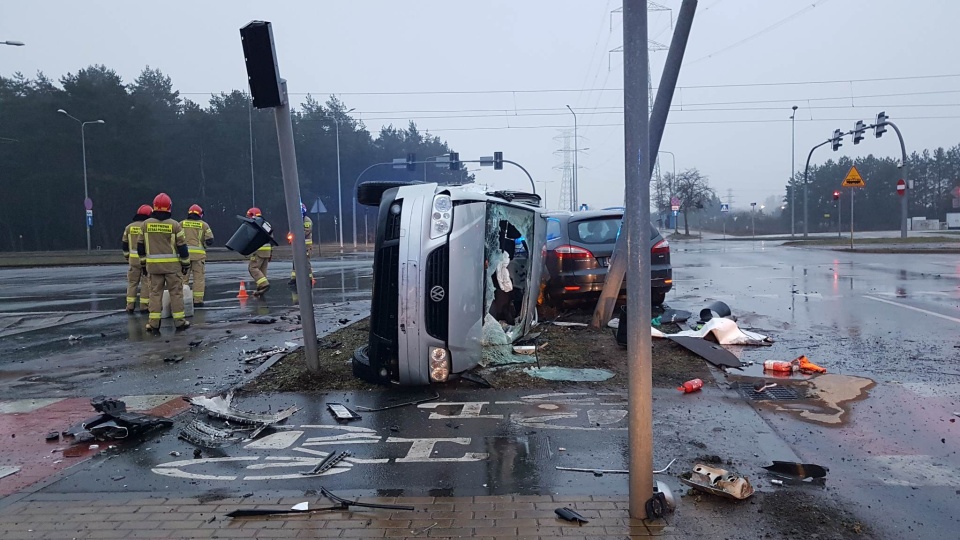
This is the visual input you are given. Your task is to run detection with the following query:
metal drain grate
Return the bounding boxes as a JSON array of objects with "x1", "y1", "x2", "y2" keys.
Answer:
[{"x1": 738, "y1": 384, "x2": 801, "y2": 401}]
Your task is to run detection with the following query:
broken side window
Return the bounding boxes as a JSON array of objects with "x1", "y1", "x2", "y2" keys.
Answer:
[{"x1": 482, "y1": 202, "x2": 535, "y2": 346}]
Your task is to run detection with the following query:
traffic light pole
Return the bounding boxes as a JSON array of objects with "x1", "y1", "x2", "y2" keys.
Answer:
[
  {"x1": 802, "y1": 139, "x2": 831, "y2": 237},
  {"x1": 837, "y1": 193, "x2": 842, "y2": 238},
  {"x1": 884, "y1": 121, "x2": 909, "y2": 238}
]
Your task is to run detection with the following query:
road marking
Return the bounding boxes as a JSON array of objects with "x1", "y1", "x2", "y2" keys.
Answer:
[
  {"x1": 587, "y1": 409, "x2": 628, "y2": 425},
  {"x1": 245, "y1": 431, "x2": 304, "y2": 450},
  {"x1": 387, "y1": 437, "x2": 488, "y2": 462},
  {"x1": 418, "y1": 402, "x2": 503, "y2": 419},
  {"x1": 152, "y1": 457, "x2": 257, "y2": 480},
  {"x1": 873, "y1": 455, "x2": 960, "y2": 487},
  {"x1": 511, "y1": 411, "x2": 628, "y2": 431},
  {"x1": 863, "y1": 295, "x2": 960, "y2": 324}
]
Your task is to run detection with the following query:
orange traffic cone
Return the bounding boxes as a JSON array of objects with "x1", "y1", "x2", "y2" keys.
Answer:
[{"x1": 237, "y1": 281, "x2": 249, "y2": 299}]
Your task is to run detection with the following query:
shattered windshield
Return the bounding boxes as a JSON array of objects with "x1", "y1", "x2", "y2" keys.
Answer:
[{"x1": 481, "y1": 202, "x2": 535, "y2": 350}]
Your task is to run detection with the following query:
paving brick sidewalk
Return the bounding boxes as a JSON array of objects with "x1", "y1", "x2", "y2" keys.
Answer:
[{"x1": 0, "y1": 495, "x2": 677, "y2": 539}]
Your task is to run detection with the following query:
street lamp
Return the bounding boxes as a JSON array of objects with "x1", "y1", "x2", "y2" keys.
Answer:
[
  {"x1": 565, "y1": 105, "x2": 578, "y2": 211},
  {"x1": 536, "y1": 180, "x2": 554, "y2": 210},
  {"x1": 790, "y1": 105, "x2": 797, "y2": 237},
  {"x1": 329, "y1": 107, "x2": 355, "y2": 249},
  {"x1": 57, "y1": 109, "x2": 105, "y2": 251},
  {"x1": 1, "y1": 40, "x2": 25, "y2": 46}
]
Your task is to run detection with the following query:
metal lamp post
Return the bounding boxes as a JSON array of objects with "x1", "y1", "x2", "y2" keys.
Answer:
[
  {"x1": 565, "y1": 105, "x2": 579, "y2": 211},
  {"x1": 330, "y1": 107, "x2": 355, "y2": 249},
  {"x1": 57, "y1": 109, "x2": 105, "y2": 251},
  {"x1": 791, "y1": 105, "x2": 797, "y2": 237}
]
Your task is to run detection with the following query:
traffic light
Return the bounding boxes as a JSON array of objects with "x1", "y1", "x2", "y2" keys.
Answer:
[
  {"x1": 448, "y1": 152, "x2": 459, "y2": 171},
  {"x1": 875, "y1": 111, "x2": 888, "y2": 138},
  {"x1": 493, "y1": 151, "x2": 503, "y2": 170},
  {"x1": 406, "y1": 153, "x2": 416, "y2": 172},
  {"x1": 831, "y1": 129, "x2": 843, "y2": 152},
  {"x1": 853, "y1": 120, "x2": 866, "y2": 144},
  {"x1": 833, "y1": 190, "x2": 840, "y2": 200},
  {"x1": 239, "y1": 21, "x2": 284, "y2": 109}
]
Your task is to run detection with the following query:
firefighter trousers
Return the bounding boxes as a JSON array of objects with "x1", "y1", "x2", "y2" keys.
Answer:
[
  {"x1": 126, "y1": 264, "x2": 149, "y2": 311},
  {"x1": 248, "y1": 255, "x2": 270, "y2": 290},
  {"x1": 290, "y1": 246, "x2": 314, "y2": 280},
  {"x1": 147, "y1": 272, "x2": 186, "y2": 329},
  {"x1": 187, "y1": 257, "x2": 207, "y2": 303}
]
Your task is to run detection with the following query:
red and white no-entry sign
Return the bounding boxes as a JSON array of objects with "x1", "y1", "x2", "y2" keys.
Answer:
[{"x1": 897, "y1": 179, "x2": 906, "y2": 196}]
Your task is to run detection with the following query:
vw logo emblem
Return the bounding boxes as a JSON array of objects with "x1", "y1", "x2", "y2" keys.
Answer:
[{"x1": 429, "y1": 285, "x2": 445, "y2": 302}]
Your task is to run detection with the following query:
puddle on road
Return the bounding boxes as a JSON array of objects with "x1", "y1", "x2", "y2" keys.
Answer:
[{"x1": 768, "y1": 374, "x2": 876, "y2": 426}]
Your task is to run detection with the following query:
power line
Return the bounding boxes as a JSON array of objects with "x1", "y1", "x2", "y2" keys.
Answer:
[
  {"x1": 174, "y1": 72, "x2": 960, "y2": 97},
  {"x1": 691, "y1": 0, "x2": 833, "y2": 63}
]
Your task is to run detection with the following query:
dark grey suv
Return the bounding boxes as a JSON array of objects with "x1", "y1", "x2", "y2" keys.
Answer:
[{"x1": 542, "y1": 210, "x2": 672, "y2": 307}]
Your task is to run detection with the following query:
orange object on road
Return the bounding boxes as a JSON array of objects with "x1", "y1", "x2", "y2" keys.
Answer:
[
  {"x1": 237, "y1": 281, "x2": 249, "y2": 299},
  {"x1": 796, "y1": 355, "x2": 827, "y2": 374},
  {"x1": 763, "y1": 360, "x2": 797, "y2": 373},
  {"x1": 678, "y1": 378, "x2": 703, "y2": 393}
]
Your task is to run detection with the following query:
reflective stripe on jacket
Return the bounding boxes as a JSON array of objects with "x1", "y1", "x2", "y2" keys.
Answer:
[
  {"x1": 139, "y1": 218, "x2": 188, "y2": 274},
  {"x1": 181, "y1": 219, "x2": 213, "y2": 256},
  {"x1": 303, "y1": 217, "x2": 313, "y2": 246},
  {"x1": 122, "y1": 222, "x2": 144, "y2": 265}
]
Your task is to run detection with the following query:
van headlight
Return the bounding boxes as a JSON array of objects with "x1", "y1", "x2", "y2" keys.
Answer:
[
  {"x1": 428, "y1": 347, "x2": 450, "y2": 382},
  {"x1": 430, "y1": 195, "x2": 452, "y2": 239}
]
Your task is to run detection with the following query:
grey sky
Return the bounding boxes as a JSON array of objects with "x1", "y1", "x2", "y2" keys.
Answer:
[{"x1": 3, "y1": 0, "x2": 959, "y2": 211}]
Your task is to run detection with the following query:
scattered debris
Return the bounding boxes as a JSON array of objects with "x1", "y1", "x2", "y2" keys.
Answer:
[
  {"x1": 754, "y1": 382, "x2": 778, "y2": 393},
  {"x1": 0, "y1": 466, "x2": 20, "y2": 480},
  {"x1": 45, "y1": 432, "x2": 59, "y2": 442},
  {"x1": 338, "y1": 318, "x2": 350, "y2": 325},
  {"x1": 698, "y1": 300, "x2": 733, "y2": 324},
  {"x1": 669, "y1": 336, "x2": 743, "y2": 369},
  {"x1": 771, "y1": 479, "x2": 784, "y2": 486},
  {"x1": 320, "y1": 487, "x2": 415, "y2": 511},
  {"x1": 163, "y1": 356, "x2": 184, "y2": 364},
  {"x1": 762, "y1": 461, "x2": 829, "y2": 479},
  {"x1": 655, "y1": 317, "x2": 772, "y2": 346},
  {"x1": 327, "y1": 403, "x2": 362, "y2": 422},
  {"x1": 356, "y1": 393, "x2": 440, "y2": 412},
  {"x1": 249, "y1": 316, "x2": 277, "y2": 324},
  {"x1": 188, "y1": 340, "x2": 203, "y2": 348},
  {"x1": 301, "y1": 450, "x2": 350, "y2": 475},
  {"x1": 551, "y1": 321, "x2": 588, "y2": 327},
  {"x1": 660, "y1": 309, "x2": 692, "y2": 323},
  {"x1": 411, "y1": 522, "x2": 438, "y2": 536},
  {"x1": 67, "y1": 335, "x2": 83, "y2": 342},
  {"x1": 523, "y1": 366, "x2": 615, "y2": 382},
  {"x1": 513, "y1": 343, "x2": 547, "y2": 355},
  {"x1": 169, "y1": 451, "x2": 181, "y2": 457},
  {"x1": 226, "y1": 502, "x2": 340, "y2": 518},
  {"x1": 797, "y1": 355, "x2": 827, "y2": 374},
  {"x1": 678, "y1": 378, "x2": 703, "y2": 393},
  {"x1": 680, "y1": 463, "x2": 754, "y2": 500},
  {"x1": 62, "y1": 397, "x2": 173, "y2": 443},
  {"x1": 186, "y1": 392, "x2": 300, "y2": 438},
  {"x1": 111, "y1": 475, "x2": 125, "y2": 481},
  {"x1": 178, "y1": 420, "x2": 244, "y2": 448},
  {"x1": 318, "y1": 339, "x2": 343, "y2": 349},
  {"x1": 555, "y1": 507, "x2": 589, "y2": 524},
  {"x1": 645, "y1": 492, "x2": 667, "y2": 519},
  {"x1": 241, "y1": 347, "x2": 286, "y2": 364},
  {"x1": 654, "y1": 480, "x2": 676, "y2": 511}
]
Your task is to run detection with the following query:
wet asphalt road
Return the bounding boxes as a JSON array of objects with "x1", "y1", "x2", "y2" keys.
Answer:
[
  {"x1": 0, "y1": 256, "x2": 373, "y2": 398},
  {"x1": 4, "y1": 240, "x2": 960, "y2": 538},
  {"x1": 669, "y1": 238, "x2": 960, "y2": 538}
]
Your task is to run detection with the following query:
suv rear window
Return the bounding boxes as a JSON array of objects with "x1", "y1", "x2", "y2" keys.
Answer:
[{"x1": 569, "y1": 218, "x2": 621, "y2": 244}]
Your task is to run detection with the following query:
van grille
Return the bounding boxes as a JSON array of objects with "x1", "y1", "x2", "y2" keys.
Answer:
[
  {"x1": 424, "y1": 244, "x2": 449, "y2": 340},
  {"x1": 368, "y1": 194, "x2": 402, "y2": 382}
]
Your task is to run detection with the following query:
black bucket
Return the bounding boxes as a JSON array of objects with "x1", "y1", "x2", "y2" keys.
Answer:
[{"x1": 225, "y1": 216, "x2": 278, "y2": 256}]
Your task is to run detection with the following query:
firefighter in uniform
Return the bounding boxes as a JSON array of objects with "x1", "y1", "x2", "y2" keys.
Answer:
[
  {"x1": 289, "y1": 203, "x2": 314, "y2": 286},
  {"x1": 121, "y1": 204, "x2": 153, "y2": 313},
  {"x1": 181, "y1": 204, "x2": 214, "y2": 306},
  {"x1": 138, "y1": 193, "x2": 191, "y2": 331},
  {"x1": 246, "y1": 207, "x2": 271, "y2": 296}
]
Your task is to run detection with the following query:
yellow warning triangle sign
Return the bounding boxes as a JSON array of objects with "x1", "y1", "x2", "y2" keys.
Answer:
[{"x1": 842, "y1": 165, "x2": 865, "y2": 188}]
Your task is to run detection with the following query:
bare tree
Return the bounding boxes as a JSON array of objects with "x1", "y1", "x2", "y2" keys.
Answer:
[{"x1": 672, "y1": 168, "x2": 715, "y2": 236}]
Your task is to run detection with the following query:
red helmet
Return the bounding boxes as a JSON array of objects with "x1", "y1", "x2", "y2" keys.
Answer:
[
  {"x1": 188, "y1": 204, "x2": 203, "y2": 217},
  {"x1": 246, "y1": 207, "x2": 262, "y2": 218},
  {"x1": 153, "y1": 193, "x2": 172, "y2": 212},
  {"x1": 136, "y1": 204, "x2": 152, "y2": 217}
]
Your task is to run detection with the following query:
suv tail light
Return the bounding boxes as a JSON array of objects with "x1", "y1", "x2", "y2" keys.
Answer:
[
  {"x1": 554, "y1": 244, "x2": 595, "y2": 260},
  {"x1": 652, "y1": 239, "x2": 670, "y2": 255}
]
